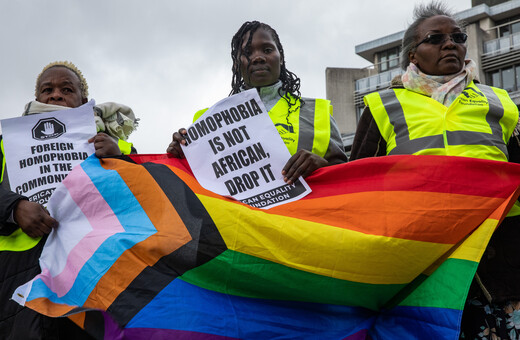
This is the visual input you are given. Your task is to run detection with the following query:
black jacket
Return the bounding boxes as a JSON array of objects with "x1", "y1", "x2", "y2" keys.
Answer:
[{"x1": 0, "y1": 134, "x2": 94, "y2": 339}]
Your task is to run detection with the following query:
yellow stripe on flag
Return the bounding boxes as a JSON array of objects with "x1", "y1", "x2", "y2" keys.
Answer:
[
  {"x1": 199, "y1": 195, "x2": 454, "y2": 285},
  {"x1": 449, "y1": 218, "x2": 498, "y2": 262}
]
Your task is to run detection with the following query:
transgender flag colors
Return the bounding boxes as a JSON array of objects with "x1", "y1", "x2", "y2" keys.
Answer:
[{"x1": 13, "y1": 154, "x2": 520, "y2": 339}]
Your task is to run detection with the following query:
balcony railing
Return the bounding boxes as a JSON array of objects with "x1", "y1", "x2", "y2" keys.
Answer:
[
  {"x1": 483, "y1": 32, "x2": 520, "y2": 56},
  {"x1": 355, "y1": 68, "x2": 402, "y2": 94}
]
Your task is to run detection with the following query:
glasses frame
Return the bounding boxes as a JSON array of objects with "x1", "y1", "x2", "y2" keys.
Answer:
[{"x1": 414, "y1": 33, "x2": 468, "y2": 49}]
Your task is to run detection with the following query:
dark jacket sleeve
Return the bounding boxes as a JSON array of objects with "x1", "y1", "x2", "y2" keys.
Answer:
[
  {"x1": 349, "y1": 106, "x2": 387, "y2": 161},
  {"x1": 324, "y1": 114, "x2": 348, "y2": 165},
  {"x1": 0, "y1": 188, "x2": 26, "y2": 235},
  {"x1": 0, "y1": 135, "x2": 27, "y2": 233},
  {"x1": 507, "y1": 134, "x2": 520, "y2": 164}
]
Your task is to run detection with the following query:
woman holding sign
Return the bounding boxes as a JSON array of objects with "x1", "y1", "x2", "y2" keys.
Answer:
[{"x1": 167, "y1": 21, "x2": 347, "y2": 184}]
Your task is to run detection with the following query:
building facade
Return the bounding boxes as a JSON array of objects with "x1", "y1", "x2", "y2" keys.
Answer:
[{"x1": 326, "y1": 0, "x2": 520, "y2": 152}]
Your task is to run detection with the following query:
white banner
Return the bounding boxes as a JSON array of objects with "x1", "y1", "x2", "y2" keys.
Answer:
[
  {"x1": 182, "y1": 89, "x2": 311, "y2": 209},
  {"x1": 1, "y1": 101, "x2": 97, "y2": 205}
]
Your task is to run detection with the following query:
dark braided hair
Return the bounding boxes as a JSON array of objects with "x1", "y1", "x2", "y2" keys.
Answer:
[{"x1": 230, "y1": 21, "x2": 303, "y2": 119}]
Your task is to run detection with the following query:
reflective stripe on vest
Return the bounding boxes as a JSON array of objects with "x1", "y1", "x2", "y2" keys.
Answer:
[
  {"x1": 270, "y1": 96, "x2": 331, "y2": 158},
  {"x1": 371, "y1": 83, "x2": 517, "y2": 160},
  {"x1": 0, "y1": 228, "x2": 40, "y2": 252},
  {"x1": 297, "y1": 98, "x2": 315, "y2": 153},
  {"x1": 380, "y1": 90, "x2": 445, "y2": 155}
]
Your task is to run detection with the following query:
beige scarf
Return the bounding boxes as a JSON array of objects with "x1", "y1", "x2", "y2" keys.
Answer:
[
  {"x1": 22, "y1": 101, "x2": 138, "y2": 141},
  {"x1": 401, "y1": 60, "x2": 477, "y2": 107}
]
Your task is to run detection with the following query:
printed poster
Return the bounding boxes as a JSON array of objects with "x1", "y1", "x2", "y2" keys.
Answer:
[
  {"x1": 1, "y1": 101, "x2": 97, "y2": 205},
  {"x1": 182, "y1": 89, "x2": 311, "y2": 209}
]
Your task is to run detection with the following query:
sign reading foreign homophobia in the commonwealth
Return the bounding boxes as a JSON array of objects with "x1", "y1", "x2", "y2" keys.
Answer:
[
  {"x1": 182, "y1": 89, "x2": 311, "y2": 209},
  {"x1": 1, "y1": 101, "x2": 96, "y2": 205}
]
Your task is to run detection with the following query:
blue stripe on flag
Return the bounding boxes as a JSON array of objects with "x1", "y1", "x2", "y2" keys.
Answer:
[
  {"x1": 371, "y1": 305, "x2": 461, "y2": 339},
  {"x1": 27, "y1": 156, "x2": 158, "y2": 305},
  {"x1": 126, "y1": 278, "x2": 376, "y2": 339}
]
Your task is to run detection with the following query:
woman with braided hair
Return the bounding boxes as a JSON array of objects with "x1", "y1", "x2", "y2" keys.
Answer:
[{"x1": 168, "y1": 21, "x2": 347, "y2": 184}]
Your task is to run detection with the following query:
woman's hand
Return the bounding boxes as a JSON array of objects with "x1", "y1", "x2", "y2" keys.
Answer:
[
  {"x1": 14, "y1": 200, "x2": 58, "y2": 238},
  {"x1": 88, "y1": 132, "x2": 122, "y2": 157},
  {"x1": 166, "y1": 128, "x2": 187, "y2": 158},
  {"x1": 281, "y1": 150, "x2": 328, "y2": 184}
]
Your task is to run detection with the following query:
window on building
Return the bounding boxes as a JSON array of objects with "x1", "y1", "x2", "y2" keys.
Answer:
[
  {"x1": 516, "y1": 65, "x2": 520, "y2": 88},
  {"x1": 513, "y1": 22, "x2": 520, "y2": 35},
  {"x1": 487, "y1": 63, "x2": 520, "y2": 93},
  {"x1": 495, "y1": 17, "x2": 520, "y2": 50},
  {"x1": 376, "y1": 47, "x2": 400, "y2": 73},
  {"x1": 500, "y1": 25, "x2": 511, "y2": 37},
  {"x1": 490, "y1": 70, "x2": 500, "y2": 88},
  {"x1": 503, "y1": 67, "x2": 515, "y2": 91},
  {"x1": 388, "y1": 49, "x2": 399, "y2": 69},
  {"x1": 380, "y1": 55, "x2": 388, "y2": 72},
  {"x1": 498, "y1": 16, "x2": 520, "y2": 37}
]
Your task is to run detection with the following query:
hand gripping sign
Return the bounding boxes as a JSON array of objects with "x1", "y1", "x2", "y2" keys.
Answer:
[{"x1": 182, "y1": 89, "x2": 311, "y2": 209}]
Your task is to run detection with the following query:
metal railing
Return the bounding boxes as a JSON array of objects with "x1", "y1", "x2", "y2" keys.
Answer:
[
  {"x1": 355, "y1": 68, "x2": 402, "y2": 94},
  {"x1": 483, "y1": 31, "x2": 520, "y2": 55}
]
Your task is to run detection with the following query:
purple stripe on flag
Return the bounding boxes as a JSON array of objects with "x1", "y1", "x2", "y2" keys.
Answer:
[{"x1": 124, "y1": 328, "x2": 238, "y2": 340}]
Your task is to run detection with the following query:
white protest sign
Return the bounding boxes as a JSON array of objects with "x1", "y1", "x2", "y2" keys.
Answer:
[
  {"x1": 182, "y1": 89, "x2": 311, "y2": 209},
  {"x1": 1, "y1": 101, "x2": 97, "y2": 205}
]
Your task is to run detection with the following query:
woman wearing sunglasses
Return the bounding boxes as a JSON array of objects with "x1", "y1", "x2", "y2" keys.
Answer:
[
  {"x1": 351, "y1": 3, "x2": 518, "y2": 162},
  {"x1": 350, "y1": 2, "x2": 520, "y2": 339}
]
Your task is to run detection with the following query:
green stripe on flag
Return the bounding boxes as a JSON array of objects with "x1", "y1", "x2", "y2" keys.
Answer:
[
  {"x1": 393, "y1": 258, "x2": 478, "y2": 310},
  {"x1": 181, "y1": 249, "x2": 405, "y2": 311}
]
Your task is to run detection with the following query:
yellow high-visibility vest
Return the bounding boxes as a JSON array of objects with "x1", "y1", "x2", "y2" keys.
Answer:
[{"x1": 364, "y1": 81, "x2": 519, "y2": 161}]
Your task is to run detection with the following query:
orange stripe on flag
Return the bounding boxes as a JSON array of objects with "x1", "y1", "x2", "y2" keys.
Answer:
[
  {"x1": 25, "y1": 297, "x2": 76, "y2": 316},
  {"x1": 267, "y1": 191, "x2": 506, "y2": 244},
  {"x1": 81, "y1": 159, "x2": 192, "y2": 310}
]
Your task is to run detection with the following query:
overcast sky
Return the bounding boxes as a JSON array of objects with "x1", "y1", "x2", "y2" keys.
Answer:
[{"x1": 0, "y1": 0, "x2": 471, "y2": 153}]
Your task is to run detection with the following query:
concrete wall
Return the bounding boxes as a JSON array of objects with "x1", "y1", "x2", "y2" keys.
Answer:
[
  {"x1": 325, "y1": 67, "x2": 369, "y2": 135},
  {"x1": 466, "y1": 22, "x2": 487, "y2": 82},
  {"x1": 466, "y1": 17, "x2": 499, "y2": 84}
]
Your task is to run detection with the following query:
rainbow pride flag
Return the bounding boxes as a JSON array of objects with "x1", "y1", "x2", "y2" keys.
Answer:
[{"x1": 12, "y1": 154, "x2": 520, "y2": 339}]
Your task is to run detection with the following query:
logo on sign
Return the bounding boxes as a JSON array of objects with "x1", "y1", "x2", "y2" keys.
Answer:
[
  {"x1": 32, "y1": 118, "x2": 66, "y2": 140},
  {"x1": 28, "y1": 188, "x2": 56, "y2": 205}
]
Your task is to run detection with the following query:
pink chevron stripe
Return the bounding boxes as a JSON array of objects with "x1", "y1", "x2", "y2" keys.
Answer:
[{"x1": 39, "y1": 165, "x2": 125, "y2": 297}]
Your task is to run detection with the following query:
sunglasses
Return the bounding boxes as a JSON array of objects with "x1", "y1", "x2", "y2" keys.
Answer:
[{"x1": 415, "y1": 33, "x2": 468, "y2": 48}]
